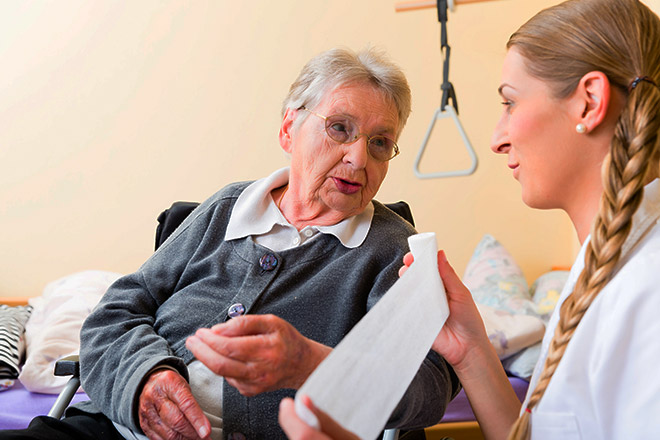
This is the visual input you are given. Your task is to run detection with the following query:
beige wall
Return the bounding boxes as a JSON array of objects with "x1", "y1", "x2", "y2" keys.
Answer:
[{"x1": 3, "y1": 0, "x2": 656, "y2": 298}]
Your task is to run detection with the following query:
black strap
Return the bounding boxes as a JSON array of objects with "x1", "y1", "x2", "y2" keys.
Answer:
[
  {"x1": 155, "y1": 201, "x2": 200, "y2": 250},
  {"x1": 437, "y1": 0, "x2": 458, "y2": 114}
]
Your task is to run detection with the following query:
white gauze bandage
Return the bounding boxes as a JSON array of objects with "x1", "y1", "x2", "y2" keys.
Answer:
[{"x1": 295, "y1": 232, "x2": 449, "y2": 439}]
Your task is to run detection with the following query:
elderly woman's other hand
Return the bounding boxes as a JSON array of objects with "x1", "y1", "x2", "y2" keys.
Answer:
[
  {"x1": 278, "y1": 395, "x2": 359, "y2": 440},
  {"x1": 186, "y1": 314, "x2": 331, "y2": 396},
  {"x1": 138, "y1": 369, "x2": 211, "y2": 440}
]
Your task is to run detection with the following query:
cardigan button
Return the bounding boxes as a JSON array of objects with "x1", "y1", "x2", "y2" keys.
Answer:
[
  {"x1": 259, "y1": 253, "x2": 278, "y2": 271},
  {"x1": 228, "y1": 303, "x2": 246, "y2": 318}
]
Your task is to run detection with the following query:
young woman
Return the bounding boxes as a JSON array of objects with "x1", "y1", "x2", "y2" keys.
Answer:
[{"x1": 279, "y1": 0, "x2": 660, "y2": 438}]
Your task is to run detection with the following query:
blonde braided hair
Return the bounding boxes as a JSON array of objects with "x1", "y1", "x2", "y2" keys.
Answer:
[{"x1": 503, "y1": 1, "x2": 660, "y2": 438}]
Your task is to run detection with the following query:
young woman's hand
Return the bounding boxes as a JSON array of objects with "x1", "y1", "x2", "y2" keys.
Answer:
[
  {"x1": 278, "y1": 395, "x2": 359, "y2": 440},
  {"x1": 400, "y1": 251, "x2": 489, "y2": 370}
]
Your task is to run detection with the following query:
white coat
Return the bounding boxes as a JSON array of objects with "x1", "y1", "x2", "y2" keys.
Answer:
[{"x1": 527, "y1": 178, "x2": 660, "y2": 439}]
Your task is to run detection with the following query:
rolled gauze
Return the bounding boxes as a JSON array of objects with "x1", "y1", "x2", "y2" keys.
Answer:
[{"x1": 295, "y1": 232, "x2": 449, "y2": 439}]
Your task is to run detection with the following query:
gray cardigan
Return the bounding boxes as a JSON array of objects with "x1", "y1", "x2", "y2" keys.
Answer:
[{"x1": 76, "y1": 181, "x2": 459, "y2": 439}]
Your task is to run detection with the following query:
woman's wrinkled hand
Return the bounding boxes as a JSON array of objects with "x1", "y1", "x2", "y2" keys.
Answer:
[
  {"x1": 138, "y1": 369, "x2": 211, "y2": 440},
  {"x1": 278, "y1": 395, "x2": 359, "y2": 440},
  {"x1": 186, "y1": 314, "x2": 331, "y2": 396},
  {"x1": 399, "y1": 250, "x2": 489, "y2": 370}
]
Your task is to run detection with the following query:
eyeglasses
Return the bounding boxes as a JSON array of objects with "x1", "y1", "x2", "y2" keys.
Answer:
[{"x1": 300, "y1": 107, "x2": 400, "y2": 162}]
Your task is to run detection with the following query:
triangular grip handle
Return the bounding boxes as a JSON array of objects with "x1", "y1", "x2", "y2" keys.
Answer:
[{"x1": 413, "y1": 105, "x2": 478, "y2": 179}]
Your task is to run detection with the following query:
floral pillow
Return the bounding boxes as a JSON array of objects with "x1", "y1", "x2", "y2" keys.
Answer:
[
  {"x1": 501, "y1": 341, "x2": 542, "y2": 380},
  {"x1": 463, "y1": 234, "x2": 537, "y2": 317},
  {"x1": 462, "y1": 235, "x2": 570, "y2": 377},
  {"x1": 531, "y1": 270, "x2": 570, "y2": 321},
  {"x1": 477, "y1": 304, "x2": 545, "y2": 360},
  {"x1": 503, "y1": 269, "x2": 569, "y2": 379}
]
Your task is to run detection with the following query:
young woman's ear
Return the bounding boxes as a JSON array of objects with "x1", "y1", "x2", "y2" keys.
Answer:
[
  {"x1": 279, "y1": 108, "x2": 297, "y2": 153},
  {"x1": 572, "y1": 71, "x2": 611, "y2": 134}
]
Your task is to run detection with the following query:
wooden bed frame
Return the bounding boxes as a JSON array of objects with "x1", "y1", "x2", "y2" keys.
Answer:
[
  {"x1": 425, "y1": 421, "x2": 484, "y2": 440},
  {"x1": 1, "y1": 296, "x2": 31, "y2": 307}
]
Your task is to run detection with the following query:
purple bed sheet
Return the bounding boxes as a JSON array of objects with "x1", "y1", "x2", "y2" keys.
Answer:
[
  {"x1": 440, "y1": 375, "x2": 529, "y2": 423},
  {"x1": 0, "y1": 381, "x2": 90, "y2": 430},
  {"x1": 0, "y1": 376, "x2": 529, "y2": 430}
]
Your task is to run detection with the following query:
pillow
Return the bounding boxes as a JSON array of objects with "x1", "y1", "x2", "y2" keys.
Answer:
[
  {"x1": 18, "y1": 270, "x2": 122, "y2": 394},
  {"x1": 463, "y1": 234, "x2": 537, "y2": 316},
  {"x1": 503, "y1": 270, "x2": 570, "y2": 379},
  {"x1": 477, "y1": 304, "x2": 545, "y2": 360},
  {"x1": 502, "y1": 341, "x2": 542, "y2": 380},
  {"x1": 531, "y1": 270, "x2": 570, "y2": 321},
  {"x1": 0, "y1": 304, "x2": 33, "y2": 391},
  {"x1": 1, "y1": 378, "x2": 16, "y2": 391}
]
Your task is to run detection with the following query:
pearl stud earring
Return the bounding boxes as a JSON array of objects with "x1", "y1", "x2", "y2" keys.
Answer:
[{"x1": 576, "y1": 123, "x2": 587, "y2": 134}]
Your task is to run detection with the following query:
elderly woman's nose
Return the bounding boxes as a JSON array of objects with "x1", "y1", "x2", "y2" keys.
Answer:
[{"x1": 343, "y1": 136, "x2": 370, "y2": 167}]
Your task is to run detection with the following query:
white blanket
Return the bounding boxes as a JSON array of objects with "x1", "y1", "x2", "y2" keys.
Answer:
[{"x1": 19, "y1": 270, "x2": 122, "y2": 393}]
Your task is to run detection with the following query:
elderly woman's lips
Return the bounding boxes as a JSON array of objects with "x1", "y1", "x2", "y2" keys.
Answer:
[{"x1": 332, "y1": 177, "x2": 361, "y2": 194}]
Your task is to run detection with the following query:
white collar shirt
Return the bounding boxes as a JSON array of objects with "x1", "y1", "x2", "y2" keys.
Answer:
[{"x1": 225, "y1": 166, "x2": 374, "y2": 251}]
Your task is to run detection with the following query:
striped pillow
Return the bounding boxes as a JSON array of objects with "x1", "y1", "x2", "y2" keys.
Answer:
[{"x1": 0, "y1": 304, "x2": 32, "y2": 390}]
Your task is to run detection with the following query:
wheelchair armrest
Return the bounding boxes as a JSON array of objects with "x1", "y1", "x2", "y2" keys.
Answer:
[
  {"x1": 54, "y1": 354, "x2": 80, "y2": 378},
  {"x1": 49, "y1": 355, "x2": 81, "y2": 419}
]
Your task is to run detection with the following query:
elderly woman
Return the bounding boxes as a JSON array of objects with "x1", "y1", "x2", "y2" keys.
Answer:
[{"x1": 0, "y1": 48, "x2": 458, "y2": 440}]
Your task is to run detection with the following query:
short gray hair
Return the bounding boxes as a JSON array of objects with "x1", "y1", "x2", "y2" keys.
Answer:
[{"x1": 281, "y1": 47, "x2": 412, "y2": 136}]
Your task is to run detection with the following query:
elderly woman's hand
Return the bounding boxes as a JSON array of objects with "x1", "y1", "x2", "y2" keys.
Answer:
[
  {"x1": 138, "y1": 369, "x2": 211, "y2": 440},
  {"x1": 186, "y1": 314, "x2": 331, "y2": 396},
  {"x1": 278, "y1": 395, "x2": 359, "y2": 440}
]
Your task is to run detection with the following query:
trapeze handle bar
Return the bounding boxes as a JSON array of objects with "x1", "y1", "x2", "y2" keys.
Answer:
[
  {"x1": 413, "y1": 105, "x2": 478, "y2": 179},
  {"x1": 395, "y1": 0, "x2": 500, "y2": 13}
]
